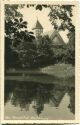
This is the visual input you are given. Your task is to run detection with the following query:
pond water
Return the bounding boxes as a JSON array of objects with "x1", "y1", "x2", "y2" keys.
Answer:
[{"x1": 4, "y1": 80, "x2": 75, "y2": 120}]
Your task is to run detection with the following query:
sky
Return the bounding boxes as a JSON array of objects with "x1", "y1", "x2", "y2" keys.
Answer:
[
  {"x1": 19, "y1": 5, "x2": 75, "y2": 43},
  {"x1": 5, "y1": 93, "x2": 74, "y2": 120},
  {"x1": 19, "y1": 6, "x2": 53, "y2": 32}
]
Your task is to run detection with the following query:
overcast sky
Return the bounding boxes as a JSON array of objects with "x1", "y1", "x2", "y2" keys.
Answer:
[{"x1": 19, "y1": 5, "x2": 75, "y2": 43}]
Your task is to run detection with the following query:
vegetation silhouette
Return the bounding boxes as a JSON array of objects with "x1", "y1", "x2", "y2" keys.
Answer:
[{"x1": 5, "y1": 81, "x2": 75, "y2": 116}]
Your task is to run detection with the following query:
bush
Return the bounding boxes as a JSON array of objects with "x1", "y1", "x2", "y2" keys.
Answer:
[{"x1": 36, "y1": 35, "x2": 54, "y2": 66}]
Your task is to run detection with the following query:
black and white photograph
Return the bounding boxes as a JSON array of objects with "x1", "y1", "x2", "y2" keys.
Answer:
[{"x1": 4, "y1": 2, "x2": 76, "y2": 120}]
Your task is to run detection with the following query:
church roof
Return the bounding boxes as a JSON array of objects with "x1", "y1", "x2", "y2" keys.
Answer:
[
  {"x1": 50, "y1": 90, "x2": 65, "y2": 107},
  {"x1": 50, "y1": 30, "x2": 64, "y2": 44},
  {"x1": 43, "y1": 30, "x2": 65, "y2": 45},
  {"x1": 32, "y1": 20, "x2": 43, "y2": 30}
]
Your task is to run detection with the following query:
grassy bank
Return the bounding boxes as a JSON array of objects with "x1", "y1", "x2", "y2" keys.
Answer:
[
  {"x1": 41, "y1": 63, "x2": 75, "y2": 78},
  {"x1": 5, "y1": 63, "x2": 75, "y2": 87},
  {"x1": 6, "y1": 63, "x2": 75, "y2": 78}
]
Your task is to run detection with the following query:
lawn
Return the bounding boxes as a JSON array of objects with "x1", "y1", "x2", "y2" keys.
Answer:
[
  {"x1": 41, "y1": 63, "x2": 75, "y2": 78},
  {"x1": 5, "y1": 63, "x2": 75, "y2": 87}
]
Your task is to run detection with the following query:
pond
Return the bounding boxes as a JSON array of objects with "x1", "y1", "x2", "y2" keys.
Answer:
[{"x1": 4, "y1": 80, "x2": 75, "y2": 120}]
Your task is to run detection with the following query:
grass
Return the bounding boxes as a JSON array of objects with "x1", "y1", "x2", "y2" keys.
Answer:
[
  {"x1": 5, "y1": 63, "x2": 75, "y2": 87},
  {"x1": 6, "y1": 63, "x2": 74, "y2": 78},
  {"x1": 41, "y1": 63, "x2": 75, "y2": 78}
]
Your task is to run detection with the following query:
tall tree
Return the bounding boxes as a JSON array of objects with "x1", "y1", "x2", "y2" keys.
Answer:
[
  {"x1": 49, "y1": 5, "x2": 75, "y2": 32},
  {"x1": 25, "y1": 4, "x2": 75, "y2": 65},
  {"x1": 5, "y1": 4, "x2": 35, "y2": 69},
  {"x1": 48, "y1": 5, "x2": 75, "y2": 65}
]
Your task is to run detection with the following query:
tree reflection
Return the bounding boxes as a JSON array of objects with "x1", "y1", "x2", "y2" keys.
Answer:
[
  {"x1": 5, "y1": 80, "x2": 75, "y2": 116},
  {"x1": 67, "y1": 87, "x2": 75, "y2": 114}
]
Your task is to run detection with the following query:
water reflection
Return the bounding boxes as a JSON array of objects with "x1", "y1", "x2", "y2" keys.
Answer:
[{"x1": 5, "y1": 81, "x2": 75, "y2": 118}]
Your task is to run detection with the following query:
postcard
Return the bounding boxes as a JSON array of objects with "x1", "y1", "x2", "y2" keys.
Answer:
[{"x1": 0, "y1": 0, "x2": 80, "y2": 123}]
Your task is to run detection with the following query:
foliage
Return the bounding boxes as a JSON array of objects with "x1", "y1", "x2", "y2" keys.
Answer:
[
  {"x1": 25, "y1": 4, "x2": 75, "y2": 32},
  {"x1": 5, "y1": 4, "x2": 75, "y2": 69},
  {"x1": 5, "y1": 17, "x2": 27, "y2": 39},
  {"x1": 48, "y1": 5, "x2": 75, "y2": 65},
  {"x1": 36, "y1": 35, "x2": 54, "y2": 66},
  {"x1": 15, "y1": 33, "x2": 36, "y2": 68},
  {"x1": 49, "y1": 5, "x2": 75, "y2": 32},
  {"x1": 5, "y1": 4, "x2": 36, "y2": 69},
  {"x1": 5, "y1": 4, "x2": 24, "y2": 20},
  {"x1": 64, "y1": 32, "x2": 75, "y2": 65},
  {"x1": 16, "y1": 35, "x2": 54, "y2": 68},
  {"x1": 52, "y1": 32, "x2": 75, "y2": 65},
  {"x1": 5, "y1": 5, "x2": 25, "y2": 69},
  {"x1": 5, "y1": 37, "x2": 19, "y2": 69},
  {"x1": 52, "y1": 45, "x2": 67, "y2": 64},
  {"x1": 25, "y1": 4, "x2": 75, "y2": 66}
]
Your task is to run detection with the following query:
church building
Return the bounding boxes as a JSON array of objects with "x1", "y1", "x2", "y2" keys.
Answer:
[
  {"x1": 32, "y1": 19, "x2": 43, "y2": 37},
  {"x1": 32, "y1": 19, "x2": 65, "y2": 46}
]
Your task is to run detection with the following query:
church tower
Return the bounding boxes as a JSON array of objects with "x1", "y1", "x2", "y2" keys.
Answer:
[{"x1": 32, "y1": 19, "x2": 43, "y2": 37}]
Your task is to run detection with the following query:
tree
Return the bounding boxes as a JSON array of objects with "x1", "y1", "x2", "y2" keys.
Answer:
[
  {"x1": 25, "y1": 4, "x2": 75, "y2": 65},
  {"x1": 5, "y1": 4, "x2": 23, "y2": 21},
  {"x1": 48, "y1": 5, "x2": 75, "y2": 65},
  {"x1": 49, "y1": 5, "x2": 75, "y2": 32},
  {"x1": 52, "y1": 45, "x2": 67, "y2": 63},
  {"x1": 36, "y1": 35, "x2": 54, "y2": 66},
  {"x1": 5, "y1": 5, "x2": 36, "y2": 69},
  {"x1": 5, "y1": 17, "x2": 28, "y2": 68},
  {"x1": 64, "y1": 32, "x2": 75, "y2": 65},
  {"x1": 14, "y1": 31, "x2": 36, "y2": 68},
  {"x1": 5, "y1": 5, "x2": 24, "y2": 69},
  {"x1": 5, "y1": 37, "x2": 19, "y2": 69},
  {"x1": 25, "y1": 4, "x2": 75, "y2": 32},
  {"x1": 5, "y1": 4, "x2": 75, "y2": 69}
]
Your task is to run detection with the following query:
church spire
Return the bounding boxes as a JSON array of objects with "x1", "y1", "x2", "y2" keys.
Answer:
[
  {"x1": 32, "y1": 20, "x2": 43, "y2": 30},
  {"x1": 32, "y1": 18, "x2": 43, "y2": 37}
]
